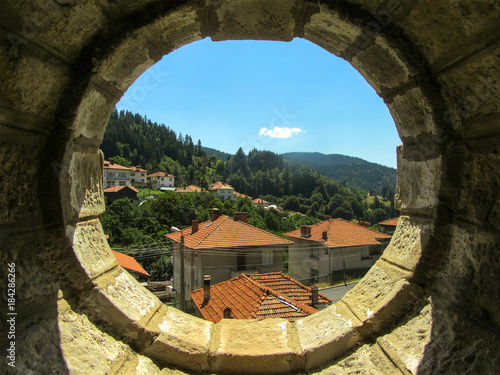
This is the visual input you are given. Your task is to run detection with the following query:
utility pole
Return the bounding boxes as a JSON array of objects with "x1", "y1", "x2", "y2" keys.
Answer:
[{"x1": 180, "y1": 234, "x2": 185, "y2": 312}]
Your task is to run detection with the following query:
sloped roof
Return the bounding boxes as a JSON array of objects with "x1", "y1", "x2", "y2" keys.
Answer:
[
  {"x1": 379, "y1": 217, "x2": 400, "y2": 226},
  {"x1": 103, "y1": 161, "x2": 131, "y2": 170},
  {"x1": 189, "y1": 273, "x2": 329, "y2": 323},
  {"x1": 284, "y1": 218, "x2": 391, "y2": 248},
  {"x1": 112, "y1": 251, "x2": 149, "y2": 277},
  {"x1": 234, "y1": 192, "x2": 252, "y2": 199},
  {"x1": 103, "y1": 185, "x2": 139, "y2": 193},
  {"x1": 147, "y1": 172, "x2": 175, "y2": 178},
  {"x1": 175, "y1": 185, "x2": 203, "y2": 193},
  {"x1": 165, "y1": 215, "x2": 292, "y2": 250},
  {"x1": 252, "y1": 198, "x2": 269, "y2": 204},
  {"x1": 130, "y1": 166, "x2": 148, "y2": 173},
  {"x1": 208, "y1": 181, "x2": 233, "y2": 190}
]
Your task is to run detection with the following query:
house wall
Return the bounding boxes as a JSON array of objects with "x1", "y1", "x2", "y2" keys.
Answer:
[{"x1": 103, "y1": 168, "x2": 131, "y2": 187}]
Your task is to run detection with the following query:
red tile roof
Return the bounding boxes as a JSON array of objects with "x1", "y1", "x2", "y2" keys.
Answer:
[
  {"x1": 130, "y1": 166, "x2": 148, "y2": 173},
  {"x1": 252, "y1": 198, "x2": 269, "y2": 204},
  {"x1": 284, "y1": 218, "x2": 391, "y2": 248},
  {"x1": 103, "y1": 185, "x2": 139, "y2": 193},
  {"x1": 379, "y1": 217, "x2": 400, "y2": 226},
  {"x1": 234, "y1": 192, "x2": 252, "y2": 199},
  {"x1": 112, "y1": 251, "x2": 149, "y2": 277},
  {"x1": 190, "y1": 272, "x2": 330, "y2": 323},
  {"x1": 103, "y1": 161, "x2": 132, "y2": 170},
  {"x1": 208, "y1": 181, "x2": 233, "y2": 190},
  {"x1": 147, "y1": 172, "x2": 175, "y2": 178},
  {"x1": 175, "y1": 185, "x2": 203, "y2": 193},
  {"x1": 166, "y1": 216, "x2": 292, "y2": 249}
]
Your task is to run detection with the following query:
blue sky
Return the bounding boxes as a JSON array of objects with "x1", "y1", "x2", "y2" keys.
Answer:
[{"x1": 116, "y1": 38, "x2": 401, "y2": 168}]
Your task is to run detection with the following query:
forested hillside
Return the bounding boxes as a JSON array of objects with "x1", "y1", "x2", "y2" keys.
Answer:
[{"x1": 283, "y1": 152, "x2": 397, "y2": 193}]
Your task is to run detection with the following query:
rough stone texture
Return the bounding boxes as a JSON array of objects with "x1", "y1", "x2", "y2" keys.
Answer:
[
  {"x1": 143, "y1": 307, "x2": 213, "y2": 373},
  {"x1": 211, "y1": 318, "x2": 303, "y2": 373},
  {"x1": 294, "y1": 304, "x2": 361, "y2": 371},
  {"x1": 314, "y1": 344, "x2": 402, "y2": 375},
  {"x1": 2, "y1": 0, "x2": 500, "y2": 373}
]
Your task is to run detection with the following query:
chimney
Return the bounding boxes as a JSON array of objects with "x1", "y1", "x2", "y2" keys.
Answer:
[
  {"x1": 359, "y1": 220, "x2": 368, "y2": 227},
  {"x1": 233, "y1": 212, "x2": 248, "y2": 223},
  {"x1": 191, "y1": 220, "x2": 199, "y2": 234},
  {"x1": 322, "y1": 231, "x2": 328, "y2": 241},
  {"x1": 223, "y1": 306, "x2": 232, "y2": 319},
  {"x1": 211, "y1": 208, "x2": 220, "y2": 221},
  {"x1": 203, "y1": 275, "x2": 211, "y2": 301},
  {"x1": 300, "y1": 225, "x2": 311, "y2": 238},
  {"x1": 311, "y1": 285, "x2": 319, "y2": 306}
]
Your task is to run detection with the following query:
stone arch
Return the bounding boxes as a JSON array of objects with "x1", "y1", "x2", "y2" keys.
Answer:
[{"x1": 1, "y1": 1, "x2": 499, "y2": 373}]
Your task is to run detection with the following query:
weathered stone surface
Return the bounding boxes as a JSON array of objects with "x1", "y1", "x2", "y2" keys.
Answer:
[
  {"x1": 313, "y1": 344, "x2": 402, "y2": 375},
  {"x1": 341, "y1": 261, "x2": 422, "y2": 332},
  {"x1": 395, "y1": 146, "x2": 442, "y2": 214},
  {"x1": 376, "y1": 302, "x2": 432, "y2": 374},
  {"x1": 381, "y1": 215, "x2": 434, "y2": 271},
  {"x1": 304, "y1": 3, "x2": 363, "y2": 57},
  {"x1": 351, "y1": 35, "x2": 414, "y2": 96},
  {"x1": 68, "y1": 219, "x2": 118, "y2": 281},
  {"x1": 387, "y1": 87, "x2": 439, "y2": 139},
  {"x1": 295, "y1": 304, "x2": 361, "y2": 371},
  {"x1": 143, "y1": 307, "x2": 213, "y2": 373},
  {"x1": 211, "y1": 0, "x2": 296, "y2": 41},
  {"x1": 61, "y1": 148, "x2": 105, "y2": 222},
  {"x1": 211, "y1": 318, "x2": 303, "y2": 374}
]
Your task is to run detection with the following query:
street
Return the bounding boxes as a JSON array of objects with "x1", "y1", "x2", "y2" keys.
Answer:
[{"x1": 320, "y1": 282, "x2": 358, "y2": 304}]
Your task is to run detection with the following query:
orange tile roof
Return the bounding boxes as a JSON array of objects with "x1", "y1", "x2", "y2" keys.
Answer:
[
  {"x1": 166, "y1": 215, "x2": 292, "y2": 249},
  {"x1": 234, "y1": 192, "x2": 252, "y2": 199},
  {"x1": 147, "y1": 172, "x2": 175, "y2": 178},
  {"x1": 252, "y1": 198, "x2": 269, "y2": 204},
  {"x1": 112, "y1": 251, "x2": 149, "y2": 277},
  {"x1": 379, "y1": 217, "x2": 400, "y2": 226},
  {"x1": 284, "y1": 218, "x2": 391, "y2": 248},
  {"x1": 175, "y1": 185, "x2": 203, "y2": 193},
  {"x1": 208, "y1": 181, "x2": 233, "y2": 190},
  {"x1": 103, "y1": 185, "x2": 139, "y2": 193},
  {"x1": 190, "y1": 273, "x2": 330, "y2": 323},
  {"x1": 103, "y1": 161, "x2": 132, "y2": 170},
  {"x1": 130, "y1": 166, "x2": 148, "y2": 173}
]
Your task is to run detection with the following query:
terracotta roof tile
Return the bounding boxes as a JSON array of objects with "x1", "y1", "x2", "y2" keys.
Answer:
[
  {"x1": 175, "y1": 185, "x2": 203, "y2": 193},
  {"x1": 103, "y1": 161, "x2": 132, "y2": 170},
  {"x1": 284, "y1": 218, "x2": 391, "y2": 248},
  {"x1": 166, "y1": 215, "x2": 292, "y2": 249},
  {"x1": 112, "y1": 251, "x2": 149, "y2": 277},
  {"x1": 147, "y1": 172, "x2": 175, "y2": 178},
  {"x1": 190, "y1": 273, "x2": 329, "y2": 323},
  {"x1": 379, "y1": 217, "x2": 400, "y2": 226},
  {"x1": 208, "y1": 181, "x2": 234, "y2": 190},
  {"x1": 252, "y1": 198, "x2": 269, "y2": 204},
  {"x1": 234, "y1": 192, "x2": 252, "y2": 199},
  {"x1": 103, "y1": 185, "x2": 139, "y2": 193}
]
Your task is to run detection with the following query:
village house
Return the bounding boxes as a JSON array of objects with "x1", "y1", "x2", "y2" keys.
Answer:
[
  {"x1": 129, "y1": 165, "x2": 148, "y2": 187},
  {"x1": 112, "y1": 250, "x2": 150, "y2": 283},
  {"x1": 103, "y1": 160, "x2": 132, "y2": 187},
  {"x1": 175, "y1": 185, "x2": 203, "y2": 193},
  {"x1": 378, "y1": 217, "x2": 400, "y2": 235},
  {"x1": 165, "y1": 209, "x2": 292, "y2": 303},
  {"x1": 147, "y1": 171, "x2": 175, "y2": 190},
  {"x1": 208, "y1": 181, "x2": 235, "y2": 200},
  {"x1": 103, "y1": 185, "x2": 139, "y2": 203},
  {"x1": 284, "y1": 218, "x2": 392, "y2": 285},
  {"x1": 252, "y1": 198, "x2": 270, "y2": 208},
  {"x1": 190, "y1": 272, "x2": 331, "y2": 323}
]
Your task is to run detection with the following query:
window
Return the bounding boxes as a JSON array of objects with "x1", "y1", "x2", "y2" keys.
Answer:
[
  {"x1": 311, "y1": 245, "x2": 320, "y2": 259},
  {"x1": 262, "y1": 251, "x2": 273, "y2": 265}
]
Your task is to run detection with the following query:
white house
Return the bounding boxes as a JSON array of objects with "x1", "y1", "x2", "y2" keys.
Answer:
[
  {"x1": 284, "y1": 218, "x2": 392, "y2": 285},
  {"x1": 103, "y1": 160, "x2": 131, "y2": 188},
  {"x1": 147, "y1": 172, "x2": 175, "y2": 189},
  {"x1": 129, "y1": 165, "x2": 148, "y2": 187},
  {"x1": 208, "y1": 181, "x2": 235, "y2": 200}
]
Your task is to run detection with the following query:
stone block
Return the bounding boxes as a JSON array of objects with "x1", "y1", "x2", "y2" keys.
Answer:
[
  {"x1": 143, "y1": 307, "x2": 213, "y2": 373},
  {"x1": 351, "y1": 35, "x2": 414, "y2": 97},
  {"x1": 61, "y1": 148, "x2": 105, "y2": 223},
  {"x1": 313, "y1": 343, "x2": 402, "y2": 375},
  {"x1": 376, "y1": 303, "x2": 432, "y2": 374},
  {"x1": 395, "y1": 146, "x2": 442, "y2": 214},
  {"x1": 211, "y1": 318, "x2": 303, "y2": 374},
  {"x1": 387, "y1": 87, "x2": 438, "y2": 140},
  {"x1": 210, "y1": 0, "x2": 295, "y2": 41},
  {"x1": 80, "y1": 269, "x2": 161, "y2": 345},
  {"x1": 294, "y1": 304, "x2": 361, "y2": 371},
  {"x1": 381, "y1": 215, "x2": 434, "y2": 272},
  {"x1": 68, "y1": 219, "x2": 118, "y2": 281},
  {"x1": 340, "y1": 261, "x2": 422, "y2": 332},
  {"x1": 304, "y1": 3, "x2": 363, "y2": 57}
]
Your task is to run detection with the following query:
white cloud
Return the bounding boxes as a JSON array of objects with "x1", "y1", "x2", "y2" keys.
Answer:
[{"x1": 259, "y1": 126, "x2": 305, "y2": 139}]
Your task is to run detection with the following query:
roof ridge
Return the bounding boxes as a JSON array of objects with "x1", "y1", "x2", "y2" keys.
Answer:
[{"x1": 235, "y1": 220, "x2": 293, "y2": 244}]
